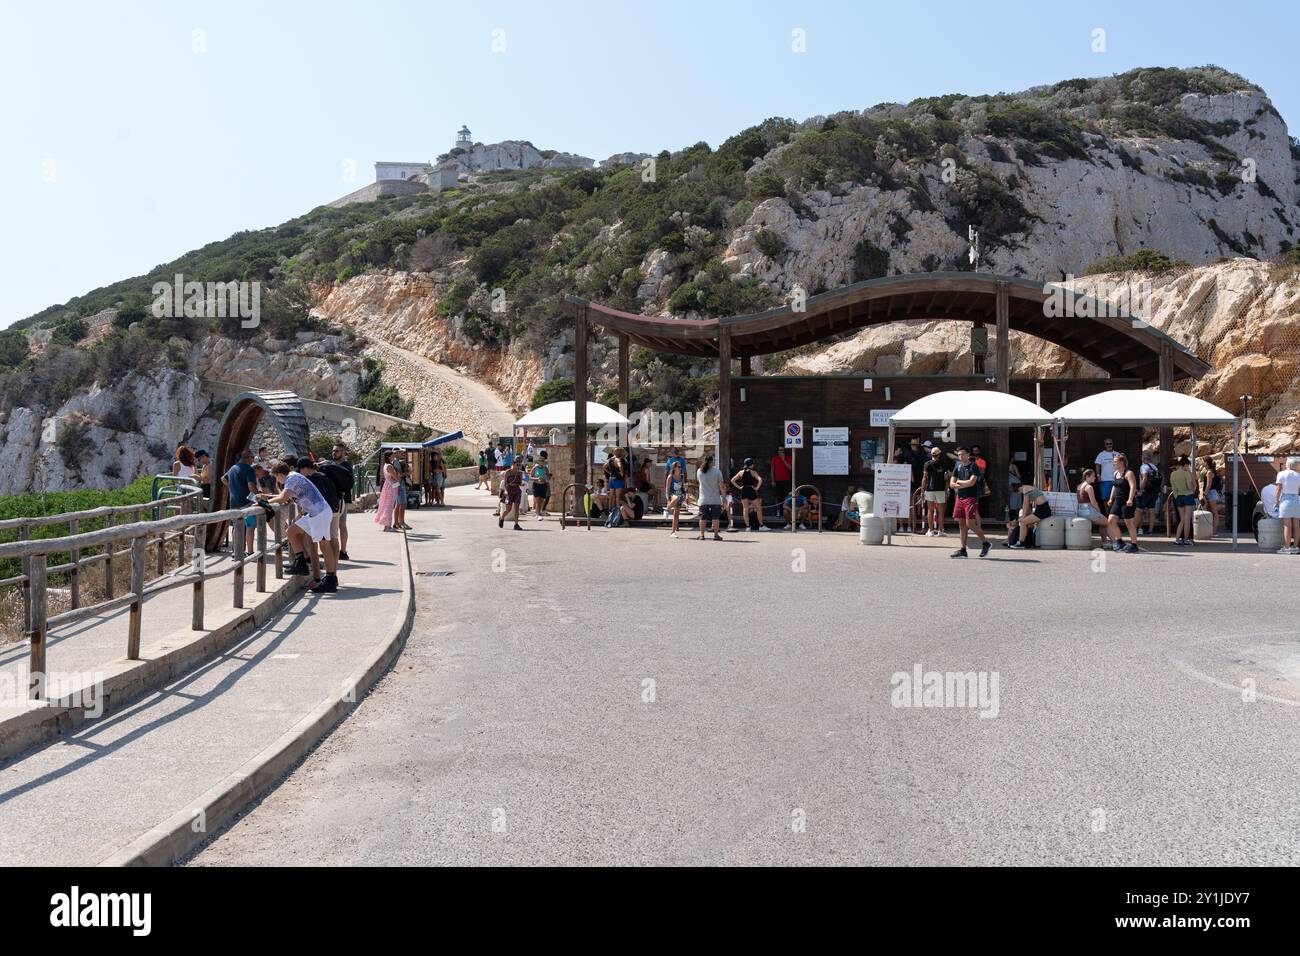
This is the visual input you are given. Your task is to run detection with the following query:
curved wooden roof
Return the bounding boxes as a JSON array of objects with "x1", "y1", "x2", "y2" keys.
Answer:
[{"x1": 565, "y1": 272, "x2": 1209, "y2": 383}]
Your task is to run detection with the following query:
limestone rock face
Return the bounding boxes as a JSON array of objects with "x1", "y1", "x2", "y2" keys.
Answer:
[
  {"x1": 442, "y1": 141, "x2": 594, "y2": 174},
  {"x1": 191, "y1": 333, "x2": 362, "y2": 404},
  {"x1": 785, "y1": 259, "x2": 1300, "y2": 451}
]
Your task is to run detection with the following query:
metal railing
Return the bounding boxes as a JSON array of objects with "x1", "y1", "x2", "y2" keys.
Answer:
[{"x1": 0, "y1": 499, "x2": 291, "y2": 701}]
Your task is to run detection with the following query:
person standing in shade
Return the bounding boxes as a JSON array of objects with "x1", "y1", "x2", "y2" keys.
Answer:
[
  {"x1": 903, "y1": 438, "x2": 928, "y2": 533},
  {"x1": 1135, "y1": 450, "x2": 1161, "y2": 537},
  {"x1": 222, "y1": 449, "x2": 260, "y2": 555},
  {"x1": 317, "y1": 447, "x2": 354, "y2": 562},
  {"x1": 1094, "y1": 438, "x2": 1118, "y2": 505},
  {"x1": 731, "y1": 457, "x2": 766, "y2": 532},
  {"x1": 694, "y1": 454, "x2": 728, "y2": 541},
  {"x1": 664, "y1": 459, "x2": 687, "y2": 538},
  {"x1": 770, "y1": 447, "x2": 793, "y2": 510},
  {"x1": 949, "y1": 447, "x2": 990, "y2": 558},
  {"x1": 1106, "y1": 452, "x2": 1140, "y2": 554},
  {"x1": 923, "y1": 446, "x2": 950, "y2": 536},
  {"x1": 531, "y1": 451, "x2": 551, "y2": 520},
  {"x1": 1169, "y1": 455, "x2": 1197, "y2": 546},
  {"x1": 1200, "y1": 456, "x2": 1224, "y2": 536}
]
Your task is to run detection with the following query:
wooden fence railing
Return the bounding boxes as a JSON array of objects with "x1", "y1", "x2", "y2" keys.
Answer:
[{"x1": 0, "y1": 497, "x2": 292, "y2": 701}]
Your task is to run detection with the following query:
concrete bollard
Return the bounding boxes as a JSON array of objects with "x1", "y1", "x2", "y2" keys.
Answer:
[
  {"x1": 860, "y1": 515, "x2": 885, "y2": 545},
  {"x1": 1065, "y1": 517, "x2": 1093, "y2": 550},
  {"x1": 1037, "y1": 516, "x2": 1067, "y2": 549},
  {"x1": 1193, "y1": 510, "x2": 1214, "y2": 541},
  {"x1": 1256, "y1": 517, "x2": 1282, "y2": 551}
]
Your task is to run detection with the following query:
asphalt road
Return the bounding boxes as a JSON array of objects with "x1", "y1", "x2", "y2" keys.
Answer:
[{"x1": 192, "y1": 486, "x2": 1300, "y2": 865}]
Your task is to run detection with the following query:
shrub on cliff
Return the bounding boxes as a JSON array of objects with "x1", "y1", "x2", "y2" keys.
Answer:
[{"x1": 1083, "y1": 250, "x2": 1190, "y2": 275}]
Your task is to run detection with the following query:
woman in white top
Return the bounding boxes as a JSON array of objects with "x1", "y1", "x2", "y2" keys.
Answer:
[
  {"x1": 172, "y1": 444, "x2": 196, "y2": 480},
  {"x1": 1276, "y1": 457, "x2": 1300, "y2": 554}
]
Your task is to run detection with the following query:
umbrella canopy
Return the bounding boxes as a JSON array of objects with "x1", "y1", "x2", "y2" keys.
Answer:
[
  {"x1": 513, "y1": 401, "x2": 629, "y2": 429},
  {"x1": 889, "y1": 390, "x2": 1055, "y2": 427},
  {"x1": 1054, "y1": 389, "x2": 1235, "y2": 426}
]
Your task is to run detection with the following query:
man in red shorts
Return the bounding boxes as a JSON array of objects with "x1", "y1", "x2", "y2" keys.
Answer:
[{"x1": 949, "y1": 446, "x2": 990, "y2": 558}]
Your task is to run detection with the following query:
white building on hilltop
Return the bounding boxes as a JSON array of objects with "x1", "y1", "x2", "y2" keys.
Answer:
[{"x1": 374, "y1": 161, "x2": 434, "y2": 182}]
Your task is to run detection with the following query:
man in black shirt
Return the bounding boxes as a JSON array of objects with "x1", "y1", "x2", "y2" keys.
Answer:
[
  {"x1": 317, "y1": 444, "x2": 355, "y2": 561},
  {"x1": 922, "y1": 446, "x2": 950, "y2": 537},
  {"x1": 904, "y1": 438, "x2": 928, "y2": 533},
  {"x1": 949, "y1": 446, "x2": 990, "y2": 558}
]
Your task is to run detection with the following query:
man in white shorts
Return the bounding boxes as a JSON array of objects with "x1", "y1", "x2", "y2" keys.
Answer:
[{"x1": 265, "y1": 459, "x2": 339, "y2": 592}]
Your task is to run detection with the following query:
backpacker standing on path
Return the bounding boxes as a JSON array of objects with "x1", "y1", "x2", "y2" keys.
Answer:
[{"x1": 949, "y1": 447, "x2": 990, "y2": 559}]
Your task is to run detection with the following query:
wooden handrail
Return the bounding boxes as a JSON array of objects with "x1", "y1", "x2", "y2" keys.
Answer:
[{"x1": 9, "y1": 501, "x2": 293, "y2": 702}]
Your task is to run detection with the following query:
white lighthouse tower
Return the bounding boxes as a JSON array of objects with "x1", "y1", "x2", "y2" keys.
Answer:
[{"x1": 455, "y1": 125, "x2": 472, "y2": 150}]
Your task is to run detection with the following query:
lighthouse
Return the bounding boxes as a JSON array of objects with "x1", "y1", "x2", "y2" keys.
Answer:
[{"x1": 455, "y1": 125, "x2": 472, "y2": 150}]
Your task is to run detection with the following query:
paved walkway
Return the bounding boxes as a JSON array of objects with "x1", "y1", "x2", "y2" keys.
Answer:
[{"x1": 0, "y1": 515, "x2": 408, "y2": 865}]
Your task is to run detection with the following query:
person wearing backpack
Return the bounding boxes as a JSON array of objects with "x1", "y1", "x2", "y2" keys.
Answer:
[{"x1": 1135, "y1": 450, "x2": 1162, "y2": 537}]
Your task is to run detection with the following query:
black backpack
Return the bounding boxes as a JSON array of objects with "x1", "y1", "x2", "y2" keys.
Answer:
[{"x1": 1143, "y1": 463, "x2": 1161, "y2": 491}]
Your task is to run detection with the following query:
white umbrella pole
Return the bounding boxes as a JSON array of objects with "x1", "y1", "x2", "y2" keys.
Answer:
[
  {"x1": 886, "y1": 422, "x2": 895, "y2": 545},
  {"x1": 1232, "y1": 418, "x2": 1239, "y2": 550}
]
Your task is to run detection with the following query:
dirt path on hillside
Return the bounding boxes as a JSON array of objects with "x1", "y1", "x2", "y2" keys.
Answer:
[{"x1": 364, "y1": 339, "x2": 517, "y2": 445}]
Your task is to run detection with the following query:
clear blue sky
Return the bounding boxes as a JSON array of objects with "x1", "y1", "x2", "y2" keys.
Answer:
[{"x1": 2, "y1": 0, "x2": 1296, "y2": 327}]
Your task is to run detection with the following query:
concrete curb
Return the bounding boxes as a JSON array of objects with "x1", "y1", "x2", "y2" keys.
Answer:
[
  {"x1": 97, "y1": 530, "x2": 416, "y2": 867},
  {"x1": 0, "y1": 573, "x2": 305, "y2": 764}
]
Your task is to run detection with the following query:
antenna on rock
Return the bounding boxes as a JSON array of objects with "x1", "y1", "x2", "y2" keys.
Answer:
[{"x1": 967, "y1": 226, "x2": 981, "y2": 272}]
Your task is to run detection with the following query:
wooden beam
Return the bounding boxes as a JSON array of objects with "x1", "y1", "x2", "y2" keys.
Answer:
[
  {"x1": 618, "y1": 333, "x2": 629, "y2": 452},
  {"x1": 1159, "y1": 339, "x2": 1175, "y2": 478},
  {"x1": 995, "y1": 280, "x2": 1010, "y2": 392},
  {"x1": 718, "y1": 327, "x2": 733, "y2": 474},
  {"x1": 574, "y1": 305, "x2": 588, "y2": 487}
]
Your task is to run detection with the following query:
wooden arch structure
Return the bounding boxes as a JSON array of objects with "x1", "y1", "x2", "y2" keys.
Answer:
[
  {"x1": 563, "y1": 272, "x2": 1209, "y2": 482},
  {"x1": 205, "y1": 390, "x2": 311, "y2": 552}
]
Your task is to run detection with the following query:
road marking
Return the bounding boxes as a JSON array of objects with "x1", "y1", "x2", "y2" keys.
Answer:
[
  {"x1": 1171, "y1": 659, "x2": 1300, "y2": 708},
  {"x1": 271, "y1": 654, "x2": 301, "y2": 660}
]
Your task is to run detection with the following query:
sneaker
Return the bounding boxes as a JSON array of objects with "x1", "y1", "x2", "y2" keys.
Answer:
[
  {"x1": 713, "y1": 533, "x2": 724, "y2": 541},
  {"x1": 758, "y1": 526, "x2": 769, "y2": 532},
  {"x1": 1112, "y1": 541, "x2": 1124, "y2": 553},
  {"x1": 513, "y1": 523, "x2": 522, "y2": 531},
  {"x1": 338, "y1": 551, "x2": 350, "y2": 561},
  {"x1": 799, "y1": 523, "x2": 809, "y2": 530},
  {"x1": 306, "y1": 577, "x2": 322, "y2": 591},
  {"x1": 288, "y1": 555, "x2": 310, "y2": 576},
  {"x1": 950, "y1": 549, "x2": 968, "y2": 559},
  {"x1": 316, "y1": 574, "x2": 338, "y2": 593},
  {"x1": 499, "y1": 514, "x2": 504, "y2": 529},
  {"x1": 670, "y1": 531, "x2": 678, "y2": 539},
  {"x1": 937, "y1": 530, "x2": 948, "y2": 537},
  {"x1": 1009, "y1": 542, "x2": 1025, "y2": 549},
  {"x1": 1126, "y1": 544, "x2": 1139, "y2": 554},
  {"x1": 979, "y1": 541, "x2": 990, "y2": 558},
  {"x1": 1137, "y1": 528, "x2": 1148, "y2": 536},
  {"x1": 1279, "y1": 547, "x2": 1292, "y2": 555},
  {"x1": 537, "y1": 514, "x2": 544, "y2": 521},
  {"x1": 1291, "y1": 547, "x2": 1300, "y2": 555}
]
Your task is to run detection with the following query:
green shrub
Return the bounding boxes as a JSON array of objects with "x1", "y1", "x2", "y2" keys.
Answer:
[
  {"x1": 0, "y1": 330, "x2": 27, "y2": 368},
  {"x1": 531, "y1": 378, "x2": 573, "y2": 409},
  {"x1": 440, "y1": 446, "x2": 473, "y2": 468},
  {"x1": 754, "y1": 228, "x2": 787, "y2": 259},
  {"x1": 1083, "y1": 250, "x2": 1190, "y2": 275},
  {"x1": 55, "y1": 419, "x2": 89, "y2": 472},
  {"x1": 852, "y1": 241, "x2": 890, "y2": 281}
]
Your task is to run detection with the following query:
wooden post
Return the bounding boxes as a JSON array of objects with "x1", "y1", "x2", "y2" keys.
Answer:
[
  {"x1": 995, "y1": 280, "x2": 1010, "y2": 391},
  {"x1": 618, "y1": 332, "x2": 629, "y2": 454},
  {"x1": 233, "y1": 524, "x2": 245, "y2": 610},
  {"x1": 27, "y1": 555, "x2": 46, "y2": 700},
  {"x1": 128, "y1": 536, "x2": 146, "y2": 660},
  {"x1": 103, "y1": 512, "x2": 115, "y2": 600},
  {"x1": 1158, "y1": 339, "x2": 1175, "y2": 480},
  {"x1": 274, "y1": 508, "x2": 284, "y2": 579},
  {"x1": 19, "y1": 523, "x2": 31, "y2": 640},
  {"x1": 718, "y1": 326, "x2": 732, "y2": 474},
  {"x1": 574, "y1": 304, "x2": 589, "y2": 487},
  {"x1": 68, "y1": 517, "x2": 80, "y2": 609},
  {"x1": 156, "y1": 528, "x2": 165, "y2": 576},
  {"x1": 192, "y1": 547, "x2": 204, "y2": 631},
  {"x1": 255, "y1": 512, "x2": 267, "y2": 593}
]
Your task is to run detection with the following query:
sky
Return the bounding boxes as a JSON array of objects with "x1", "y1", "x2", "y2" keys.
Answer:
[{"x1": 2, "y1": 0, "x2": 1297, "y2": 327}]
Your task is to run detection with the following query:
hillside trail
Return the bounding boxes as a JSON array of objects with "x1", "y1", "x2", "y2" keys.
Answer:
[{"x1": 362, "y1": 338, "x2": 517, "y2": 445}]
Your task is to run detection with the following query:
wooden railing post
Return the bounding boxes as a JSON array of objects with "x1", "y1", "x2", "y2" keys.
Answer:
[
  {"x1": 273, "y1": 508, "x2": 284, "y2": 580},
  {"x1": 192, "y1": 546, "x2": 204, "y2": 631},
  {"x1": 27, "y1": 556, "x2": 47, "y2": 700},
  {"x1": 128, "y1": 536, "x2": 146, "y2": 660},
  {"x1": 232, "y1": 525, "x2": 245, "y2": 610},
  {"x1": 19, "y1": 523, "x2": 31, "y2": 639},
  {"x1": 68, "y1": 517, "x2": 80, "y2": 609},
  {"x1": 156, "y1": 527, "x2": 165, "y2": 577},
  {"x1": 255, "y1": 511, "x2": 267, "y2": 593},
  {"x1": 103, "y1": 512, "x2": 115, "y2": 600}
]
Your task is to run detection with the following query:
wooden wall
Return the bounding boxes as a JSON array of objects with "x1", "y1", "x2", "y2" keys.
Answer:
[{"x1": 728, "y1": 374, "x2": 1145, "y2": 519}]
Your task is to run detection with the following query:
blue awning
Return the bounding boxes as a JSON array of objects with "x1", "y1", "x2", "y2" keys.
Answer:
[{"x1": 422, "y1": 430, "x2": 464, "y2": 447}]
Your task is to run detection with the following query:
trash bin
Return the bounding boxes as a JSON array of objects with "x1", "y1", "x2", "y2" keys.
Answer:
[{"x1": 1193, "y1": 509, "x2": 1214, "y2": 540}]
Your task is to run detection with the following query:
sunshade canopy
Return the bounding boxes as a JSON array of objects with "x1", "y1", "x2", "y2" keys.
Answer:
[
  {"x1": 1054, "y1": 389, "x2": 1235, "y2": 426},
  {"x1": 422, "y1": 430, "x2": 464, "y2": 447},
  {"x1": 514, "y1": 400, "x2": 629, "y2": 429},
  {"x1": 889, "y1": 390, "x2": 1055, "y2": 427}
]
